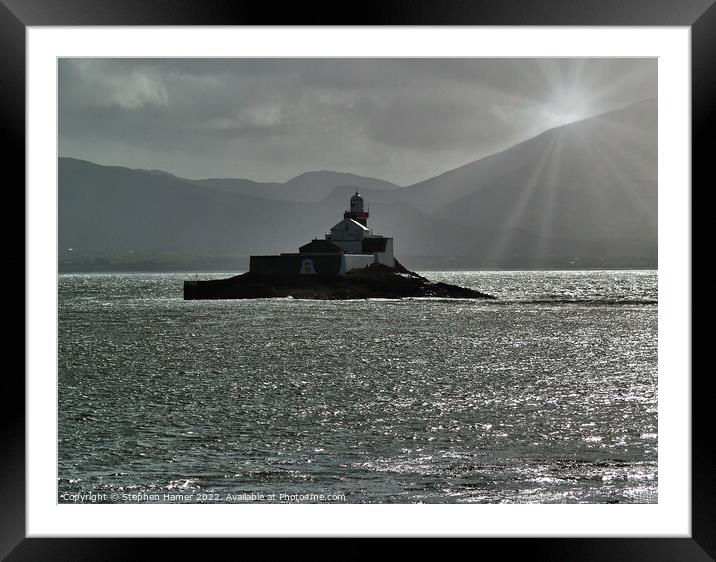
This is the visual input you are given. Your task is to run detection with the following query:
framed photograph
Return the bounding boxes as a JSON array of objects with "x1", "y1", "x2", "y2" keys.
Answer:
[{"x1": 11, "y1": 0, "x2": 709, "y2": 559}]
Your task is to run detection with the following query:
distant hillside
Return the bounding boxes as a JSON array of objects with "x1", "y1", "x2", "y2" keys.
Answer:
[
  {"x1": 400, "y1": 100, "x2": 655, "y2": 208},
  {"x1": 58, "y1": 158, "x2": 468, "y2": 259},
  {"x1": 59, "y1": 100, "x2": 657, "y2": 270},
  {"x1": 59, "y1": 158, "x2": 323, "y2": 256},
  {"x1": 397, "y1": 100, "x2": 657, "y2": 252},
  {"x1": 192, "y1": 170, "x2": 400, "y2": 202}
]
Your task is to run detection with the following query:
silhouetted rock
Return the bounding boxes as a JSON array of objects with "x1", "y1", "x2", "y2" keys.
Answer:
[{"x1": 183, "y1": 261, "x2": 495, "y2": 301}]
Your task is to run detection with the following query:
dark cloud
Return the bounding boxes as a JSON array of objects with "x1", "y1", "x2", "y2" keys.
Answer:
[{"x1": 58, "y1": 58, "x2": 656, "y2": 185}]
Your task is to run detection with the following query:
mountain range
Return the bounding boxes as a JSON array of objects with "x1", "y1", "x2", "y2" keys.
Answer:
[{"x1": 59, "y1": 99, "x2": 657, "y2": 271}]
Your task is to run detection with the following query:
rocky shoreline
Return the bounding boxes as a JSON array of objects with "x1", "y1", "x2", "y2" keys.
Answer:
[{"x1": 183, "y1": 261, "x2": 495, "y2": 300}]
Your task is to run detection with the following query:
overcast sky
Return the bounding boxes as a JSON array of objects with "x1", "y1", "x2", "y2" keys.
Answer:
[{"x1": 59, "y1": 58, "x2": 656, "y2": 185}]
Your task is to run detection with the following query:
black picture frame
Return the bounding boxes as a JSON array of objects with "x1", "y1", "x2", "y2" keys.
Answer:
[{"x1": 8, "y1": 0, "x2": 709, "y2": 559}]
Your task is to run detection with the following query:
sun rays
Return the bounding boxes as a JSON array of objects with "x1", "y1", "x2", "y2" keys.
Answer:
[{"x1": 481, "y1": 95, "x2": 656, "y2": 265}]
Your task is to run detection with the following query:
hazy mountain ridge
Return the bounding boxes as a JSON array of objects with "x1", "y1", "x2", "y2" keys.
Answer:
[
  {"x1": 399, "y1": 99, "x2": 656, "y2": 208},
  {"x1": 192, "y1": 170, "x2": 401, "y2": 202},
  {"x1": 433, "y1": 100, "x2": 657, "y2": 244},
  {"x1": 59, "y1": 100, "x2": 657, "y2": 269}
]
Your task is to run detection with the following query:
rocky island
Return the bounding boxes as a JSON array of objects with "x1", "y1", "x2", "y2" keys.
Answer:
[
  {"x1": 183, "y1": 192, "x2": 494, "y2": 301},
  {"x1": 184, "y1": 260, "x2": 494, "y2": 300}
]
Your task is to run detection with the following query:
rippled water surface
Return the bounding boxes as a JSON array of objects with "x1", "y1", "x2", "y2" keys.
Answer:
[{"x1": 58, "y1": 270, "x2": 657, "y2": 503}]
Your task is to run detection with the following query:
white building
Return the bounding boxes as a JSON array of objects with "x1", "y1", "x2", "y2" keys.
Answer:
[
  {"x1": 324, "y1": 191, "x2": 394, "y2": 272},
  {"x1": 328, "y1": 218, "x2": 371, "y2": 253}
]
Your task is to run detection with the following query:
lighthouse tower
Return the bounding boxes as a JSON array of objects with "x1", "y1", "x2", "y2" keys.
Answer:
[{"x1": 344, "y1": 190, "x2": 369, "y2": 226}]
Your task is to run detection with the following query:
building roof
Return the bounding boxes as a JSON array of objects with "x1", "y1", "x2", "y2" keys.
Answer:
[
  {"x1": 330, "y1": 218, "x2": 371, "y2": 232},
  {"x1": 299, "y1": 240, "x2": 344, "y2": 254}
]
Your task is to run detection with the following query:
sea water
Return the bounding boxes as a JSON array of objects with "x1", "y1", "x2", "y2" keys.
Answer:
[{"x1": 58, "y1": 270, "x2": 657, "y2": 503}]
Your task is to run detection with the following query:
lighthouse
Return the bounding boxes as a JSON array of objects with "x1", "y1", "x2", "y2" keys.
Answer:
[
  {"x1": 344, "y1": 190, "x2": 369, "y2": 226},
  {"x1": 249, "y1": 191, "x2": 394, "y2": 276}
]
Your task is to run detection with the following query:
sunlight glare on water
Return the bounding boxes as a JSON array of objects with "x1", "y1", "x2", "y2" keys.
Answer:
[{"x1": 58, "y1": 270, "x2": 657, "y2": 504}]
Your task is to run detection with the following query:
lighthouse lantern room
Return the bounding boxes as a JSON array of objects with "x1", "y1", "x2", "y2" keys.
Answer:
[{"x1": 345, "y1": 190, "x2": 370, "y2": 226}]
